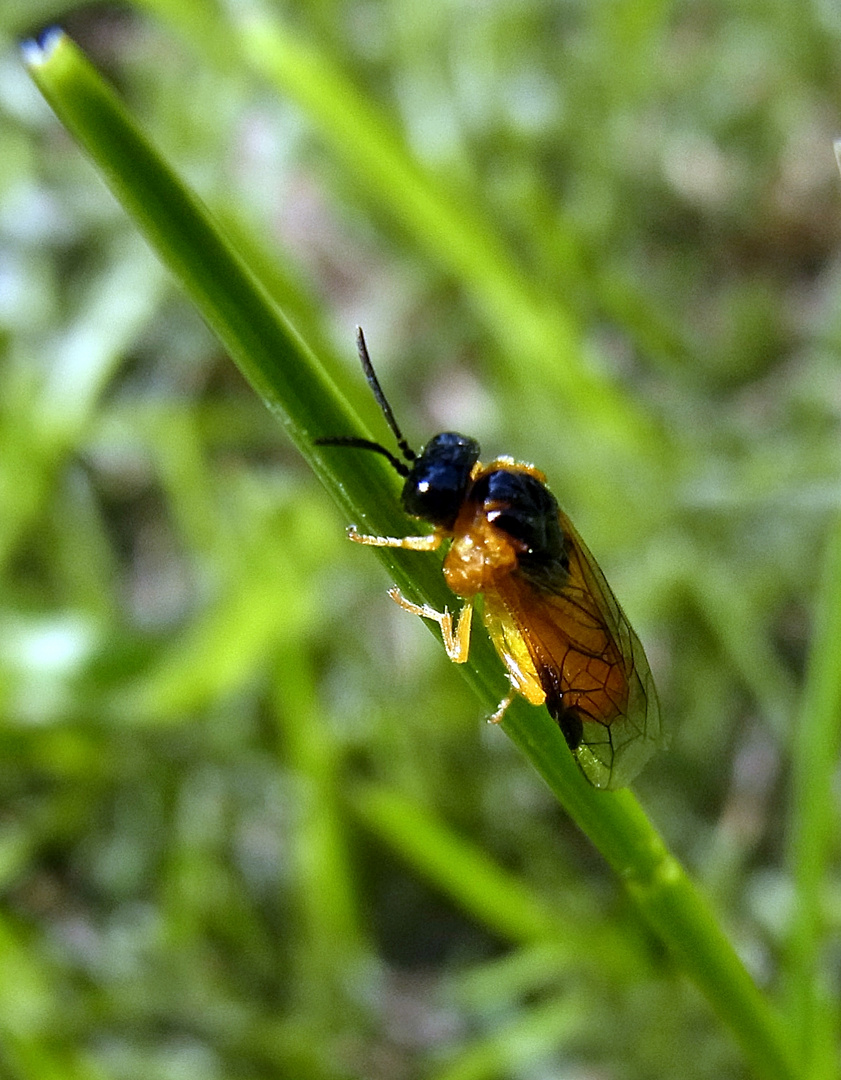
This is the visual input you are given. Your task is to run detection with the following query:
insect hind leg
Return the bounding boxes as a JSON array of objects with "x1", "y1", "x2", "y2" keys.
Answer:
[{"x1": 488, "y1": 689, "x2": 517, "y2": 725}]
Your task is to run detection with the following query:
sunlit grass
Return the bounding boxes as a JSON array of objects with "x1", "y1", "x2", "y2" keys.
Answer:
[{"x1": 1, "y1": 4, "x2": 839, "y2": 1078}]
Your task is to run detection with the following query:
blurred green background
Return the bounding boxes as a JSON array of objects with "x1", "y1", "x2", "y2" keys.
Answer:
[{"x1": 1, "y1": 2, "x2": 840, "y2": 1078}]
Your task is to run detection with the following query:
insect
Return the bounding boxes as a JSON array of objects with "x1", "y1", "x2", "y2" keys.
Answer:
[{"x1": 317, "y1": 328, "x2": 662, "y2": 789}]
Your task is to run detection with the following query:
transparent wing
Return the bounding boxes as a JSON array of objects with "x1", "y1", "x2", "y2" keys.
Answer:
[{"x1": 500, "y1": 509, "x2": 662, "y2": 789}]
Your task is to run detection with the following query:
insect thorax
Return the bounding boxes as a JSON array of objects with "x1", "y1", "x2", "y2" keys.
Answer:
[{"x1": 442, "y1": 505, "x2": 521, "y2": 598}]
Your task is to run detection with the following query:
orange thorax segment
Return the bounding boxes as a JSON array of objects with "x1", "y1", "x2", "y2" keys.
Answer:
[{"x1": 442, "y1": 503, "x2": 521, "y2": 598}]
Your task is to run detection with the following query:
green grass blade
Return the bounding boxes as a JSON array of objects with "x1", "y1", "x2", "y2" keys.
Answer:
[
  {"x1": 23, "y1": 30, "x2": 799, "y2": 1080},
  {"x1": 428, "y1": 991, "x2": 587, "y2": 1080},
  {"x1": 22, "y1": 28, "x2": 389, "y2": 536},
  {"x1": 501, "y1": 703, "x2": 799, "y2": 1080},
  {"x1": 231, "y1": 6, "x2": 663, "y2": 463},
  {"x1": 351, "y1": 781, "x2": 569, "y2": 946},
  {"x1": 784, "y1": 513, "x2": 841, "y2": 1075}
]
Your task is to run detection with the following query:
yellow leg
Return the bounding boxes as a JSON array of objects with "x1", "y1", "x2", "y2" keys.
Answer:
[
  {"x1": 386, "y1": 584, "x2": 520, "y2": 724},
  {"x1": 347, "y1": 525, "x2": 443, "y2": 551},
  {"x1": 387, "y1": 587, "x2": 473, "y2": 664},
  {"x1": 488, "y1": 688, "x2": 517, "y2": 724}
]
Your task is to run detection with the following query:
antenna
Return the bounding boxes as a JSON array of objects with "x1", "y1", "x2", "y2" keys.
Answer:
[
  {"x1": 315, "y1": 435, "x2": 410, "y2": 477},
  {"x1": 354, "y1": 328, "x2": 416, "y2": 463},
  {"x1": 314, "y1": 327, "x2": 418, "y2": 478}
]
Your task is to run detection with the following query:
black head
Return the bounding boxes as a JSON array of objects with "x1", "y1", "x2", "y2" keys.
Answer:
[
  {"x1": 315, "y1": 329, "x2": 480, "y2": 527},
  {"x1": 400, "y1": 432, "x2": 481, "y2": 528}
]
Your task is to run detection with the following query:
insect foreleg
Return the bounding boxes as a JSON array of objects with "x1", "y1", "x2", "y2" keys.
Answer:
[
  {"x1": 348, "y1": 525, "x2": 443, "y2": 551},
  {"x1": 387, "y1": 587, "x2": 473, "y2": 664}
]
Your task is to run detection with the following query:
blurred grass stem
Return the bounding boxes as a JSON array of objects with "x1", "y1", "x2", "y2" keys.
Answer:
[{"x1": 25, "y1": 30, "x2": 799, "y2": 1080}]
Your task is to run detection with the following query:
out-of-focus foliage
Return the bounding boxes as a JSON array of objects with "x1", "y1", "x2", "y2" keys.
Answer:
[{"x1": 1, "y1": 2, "x2": 840, "y2": 1078}]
